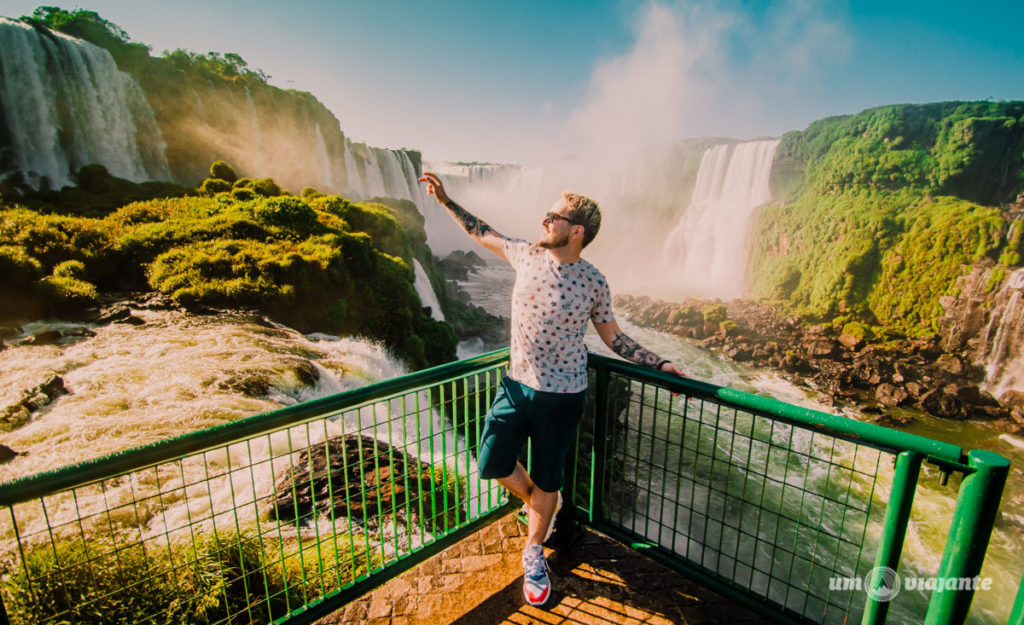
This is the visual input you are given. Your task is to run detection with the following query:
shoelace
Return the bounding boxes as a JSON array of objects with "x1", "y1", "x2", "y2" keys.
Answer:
[{"x1": 522, "y1": 548, "x2": 548, "y2": 579}]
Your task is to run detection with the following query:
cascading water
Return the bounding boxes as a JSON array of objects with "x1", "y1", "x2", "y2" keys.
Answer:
[
  {"x1": 660, "y1": 139, "x2": 780, "y2": 298},
  {"x1": 314, "y1": 123, "x2": 333, "y2": 189},
  {"x1": 0, "y1": 18, "x2": 171, "y2": 188},
  {"x1": 982, "y1": 268, "x2": 1024, "y2": 398},
  {"x1": 413, "y1": 260, "x2": 445, "y2": 321}
]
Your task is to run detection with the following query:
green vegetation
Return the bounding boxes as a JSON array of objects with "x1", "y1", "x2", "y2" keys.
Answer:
[
  {"x1": 753, "y1": 101, "x2": 1024, "y2": 336},
  {"x1": 2, "y1": 527, "x2": 376, "y2": 625},
  {"x1": 0, "y1": 162, "x2": 457, "y2": 369}
]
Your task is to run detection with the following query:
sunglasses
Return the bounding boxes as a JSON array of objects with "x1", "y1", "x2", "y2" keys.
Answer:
[{"x1": 543, "y1": 212, "x2": 582, "y2": 227}]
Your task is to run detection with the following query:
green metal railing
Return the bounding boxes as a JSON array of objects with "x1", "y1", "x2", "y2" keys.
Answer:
[
  {"x1": 567, "y1": 354, "x2": 1012, "y2": 625},
  {"x1": 0, "y1": 349, "x2": 1014, "y2": 624},
  {"x1": 0, "y1": 350, "x2": 511, "y2": 625}
]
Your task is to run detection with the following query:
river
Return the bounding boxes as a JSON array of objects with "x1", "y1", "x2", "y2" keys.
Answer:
[{"x1": 456, "y1": 258, "x2": 1024, "y2": 625}]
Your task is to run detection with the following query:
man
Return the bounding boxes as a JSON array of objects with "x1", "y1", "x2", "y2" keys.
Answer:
[{"x1": 418, "y1": 172, "x2": 685, "y2": 607}]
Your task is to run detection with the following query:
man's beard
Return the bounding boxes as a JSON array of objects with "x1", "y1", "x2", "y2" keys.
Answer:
[{"x1": 539, "y1": 232, "x2": 570, "y2": 249}]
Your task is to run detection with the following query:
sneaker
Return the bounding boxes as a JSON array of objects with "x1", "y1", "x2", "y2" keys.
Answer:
[{"x1": 522, "y1": 544, "x2": 551, "y2": 606}]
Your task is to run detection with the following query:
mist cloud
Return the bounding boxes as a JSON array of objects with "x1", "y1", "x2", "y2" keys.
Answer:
[{"x1": 564, "y1": 0, "x2": 852, "y2": 154}]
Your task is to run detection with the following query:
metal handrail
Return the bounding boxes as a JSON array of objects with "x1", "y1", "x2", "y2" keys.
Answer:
[{"x1": 0, "y1": 349, "x2": 1015, "y2": 625}]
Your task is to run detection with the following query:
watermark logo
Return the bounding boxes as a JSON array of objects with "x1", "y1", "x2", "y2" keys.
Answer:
[{"x1": 829, "y1": 567, "x2": 993, "y2": 602}]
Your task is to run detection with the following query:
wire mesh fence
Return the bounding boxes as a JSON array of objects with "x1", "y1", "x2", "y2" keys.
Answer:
[
  {"x1": 0, "y1": 349, "x2": 1011, "y2": 625},
  {"x1": 0, "y1": 352, "x2": 509, "y2": 625},
  {"x1": 577, "y1": 354, "x2": 1009, "y2": 625}
]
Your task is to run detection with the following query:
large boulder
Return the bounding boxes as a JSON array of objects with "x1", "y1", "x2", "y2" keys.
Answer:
[{"x1": 268, "y1": 434, "x2": 462, "y2": 534}]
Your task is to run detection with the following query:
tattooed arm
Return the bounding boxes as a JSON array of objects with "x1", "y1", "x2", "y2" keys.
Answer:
[
  {"x1": 419, "y1": 172, "x2": 507, "y2": 260},
  {"x1": 593, "y1": 319, "x2": 686, "y2": 376}
]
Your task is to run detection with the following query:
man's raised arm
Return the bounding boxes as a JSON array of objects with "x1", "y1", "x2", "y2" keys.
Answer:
[
  {"x1": 593, "y1": 319, "x2": 687, "y2": 377},
  {"x1": 418, "y1": 172, "x2": 506, "y2": 260}
]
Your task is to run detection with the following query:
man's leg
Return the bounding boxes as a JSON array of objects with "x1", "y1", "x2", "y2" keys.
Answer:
[{"x1": 496, "y1": 462, "x2": 559, "y2": 546}]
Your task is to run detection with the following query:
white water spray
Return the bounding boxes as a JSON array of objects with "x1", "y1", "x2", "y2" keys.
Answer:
[
  {"x1": 660, "y1": 139, "x2": 780, "y2": 298},
  {"x1": 413, "y1": 260, "x2": 445, "y2": 322},
  {"x1": 0, "y1": 18, "x2": 171, "y2": 188}
]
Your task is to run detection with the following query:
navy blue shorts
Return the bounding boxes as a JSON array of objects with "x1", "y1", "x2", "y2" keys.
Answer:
[{"x1": 477, "y1": 376, "x2": 586, "y2": 493}]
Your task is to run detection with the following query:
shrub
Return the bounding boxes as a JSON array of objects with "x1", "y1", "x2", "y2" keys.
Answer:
[
  {"x1": 209, "y1": 160, "x2": 238, "y2": 183},
  {"x1": 35, "y1": 274, "x2": 98, "y2": 313},
  {"x1": 198, "y1": 177, "x2": 231, "y2": 196},
  {"x1": 0, "y1": 246, "x2": 43, "y2": 287},
  {"x1": 247, "y1": 196, "x2": 319, "y2": 234},
  {"x1": 233, "y1": 177, "x2": 255, "y2": 189},
  {"x1": 2, "y1": 529, "x2": 304, "y2": 625},
  {"x1": 232, "y1": 187, "x2": 256, "y2": 201},
  {"x1": 53, "y1": 259, "x2": 88, "y2": 279},
  {"x1": 252, "y1": 177, "x2": 282, "y2": 197}
]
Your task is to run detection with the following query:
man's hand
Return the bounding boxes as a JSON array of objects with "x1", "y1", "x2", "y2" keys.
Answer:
[
  {"x1": 659, "y1": 362, "x2": 687, "y2": 377},
  {"x1": 418, "y1": 172, "x2": 450, "y2": 205}
]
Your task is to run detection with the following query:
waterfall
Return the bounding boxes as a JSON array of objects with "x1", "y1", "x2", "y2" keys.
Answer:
[
  {"x1": 243, "y1": 86, "x2": 266, "y2": 174},
  {"x1": 660, "y1": 139, "x2": 780, "y2": 298},
  {"x1": 314, "y1": 124, "x2": 333, "y2": 189},
  {"x1": 413, "y1": 260, "x2": 445, "y2": 322},
  {"x1": 982, "y1": 268, "x2": 1024, "y2": 398},
  {"x1": 0, "y1": 18, "x2": 171, "y2": 188}
]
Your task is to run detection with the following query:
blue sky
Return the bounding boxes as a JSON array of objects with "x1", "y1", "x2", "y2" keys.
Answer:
[{"x1": 4, "y1": 0, "x2": 1023, "y2": 163}]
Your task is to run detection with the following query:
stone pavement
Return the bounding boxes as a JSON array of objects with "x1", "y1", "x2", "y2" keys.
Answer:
[{"x1": 315, "y1": 511, "x2": 772, "y2": 625}]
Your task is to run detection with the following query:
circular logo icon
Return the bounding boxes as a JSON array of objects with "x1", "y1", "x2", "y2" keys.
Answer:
[{"x1": 864, "y1": 566, "x2": 901, "y2": 602}]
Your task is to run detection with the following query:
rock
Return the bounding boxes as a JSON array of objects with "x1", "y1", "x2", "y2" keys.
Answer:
[
  {"x1": 63, "y1": 327, "x2": 96, "y2": 339},
  {"x1": 917, "y1": 388, "x2": 965, "y2": 419},
  {"x1": 114, "y1": 315, "x2": 146, "y2": 326},
  {"x1": 727, "y1": 346, "x2": 753, "y2": 361},
  {"x1": 0, "y1": 444, "x2": 24, "y2": 464},
  {"x1": 875, "y1": 383, "x2": 910, "y2": 408},
  {"x1": 905, "y1": 381, "x2": 924, "y2": 398},
  {"x1": 0, "y1": 326, "x2": 18, "y2": 340},
  {"x1": 97, "y1": 306, "x2": 132, "y2": 324},
  {"x1": 934, "y1": 354, "x2": 964, "y2": 376},
  {"x1": 942, "y1": 384, "x2": 980, "y2": 405},
  {"x1": 991, "y1": 419, "x2": 1024, "y2": 435},
  {"x1": 781, "y1": 354, "x2": 812, "y2": 374},
  {"x1": 839, "y1": 333, "x2": 864, "y2": 351},
  {"x1": 25, "y1": 330, "x2": 62, "y2": 346},
  {"x1": 803, "y1": 338, "x2": 838, "y2": 359},
  {"x1": 1, "y1": 375, "x2": 68, "y2": 431},
  {"x1": 268, "y1": 434, "x2": 462, "y2": 534},
  {"x1": 872, "y1": 412, "x2": 914, "y2": 427},
  {"x1": 437, "y1": 250, "x2": 487, "y2": 281}
]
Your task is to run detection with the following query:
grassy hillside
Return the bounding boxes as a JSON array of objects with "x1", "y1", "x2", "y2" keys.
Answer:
[
  {"x1": 752, "y1": 101, "x2": 1024, "y2": 335},
  {"x1": 0, "y1": 163, "x2": 457, "y2": 369}
]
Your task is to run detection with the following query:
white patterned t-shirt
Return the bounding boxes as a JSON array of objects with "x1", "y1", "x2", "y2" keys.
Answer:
[{"x1": 501, "y1": 238, "x2": 615, "y2": 393}]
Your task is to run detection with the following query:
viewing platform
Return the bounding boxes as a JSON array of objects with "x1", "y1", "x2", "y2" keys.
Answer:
[
  {"x1": 315, "y1": 511, "x2": 770, "y2": 625},
  {"x1": 0, "y1": 349, "x2": 1018, "y2": 625}
]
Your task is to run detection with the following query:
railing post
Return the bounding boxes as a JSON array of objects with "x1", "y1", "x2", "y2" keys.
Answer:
[
  {"x1": 589, "y1": 363, "x2": 611, "y2": 525},
  {"x1": 862, "y1": 451, "x2": 923, "y2": 625},
  {"x1": 923, "y1": 449, "x2": 1010, "y2": 625},
  {"x1": 1009, "y1": 570, "x2": 1024, "y2": 625}
]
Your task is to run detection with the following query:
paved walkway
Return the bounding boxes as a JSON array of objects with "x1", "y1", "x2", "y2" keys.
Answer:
[{"x1": 316, "y1": 512, "x2": 772, "y2": 625}]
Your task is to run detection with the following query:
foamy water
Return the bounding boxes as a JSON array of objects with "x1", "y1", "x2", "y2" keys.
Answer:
[{"x1": 0, "y1": 309, "x2": 405, "y2": 484}]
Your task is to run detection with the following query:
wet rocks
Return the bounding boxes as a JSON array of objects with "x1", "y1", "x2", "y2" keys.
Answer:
[
  {"x1": 0, "y1": 444, "x2": 25, "y2": 464},
  {"x1": 614, "y1": 294, "x2": 1014, "y2": 428},
  {"x1": 437, "y1": 250, "x2": 487, "y2": 281},
  {"x1": 268, "y1": 434, "x2": 461, "y2": 534},
  {"x1": 1, "y1": 375, "x2": 69, "y2": 431}
]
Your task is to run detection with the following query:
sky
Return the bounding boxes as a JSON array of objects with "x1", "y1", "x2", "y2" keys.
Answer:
[{"x1": 4, "y1": 0, "x2": 1023, "y2": 164}]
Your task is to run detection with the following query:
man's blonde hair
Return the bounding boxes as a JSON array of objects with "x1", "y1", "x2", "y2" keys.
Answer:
[{"x1": 562, "y1": 192, "x2": 601, "y2": 248}]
